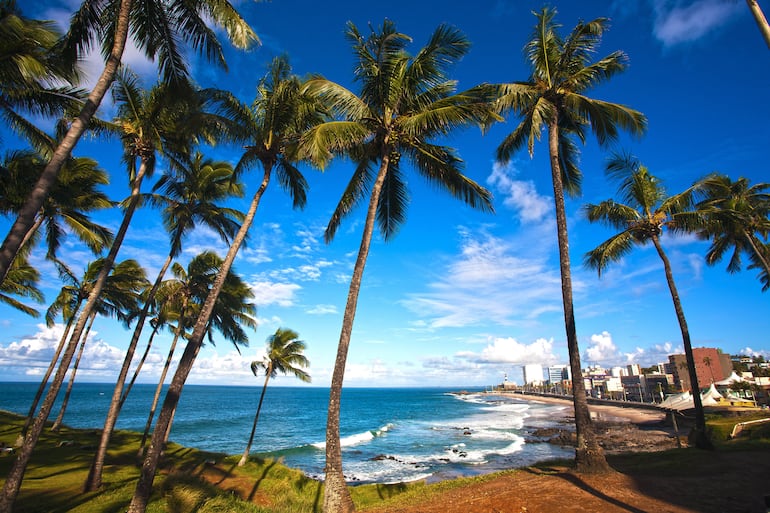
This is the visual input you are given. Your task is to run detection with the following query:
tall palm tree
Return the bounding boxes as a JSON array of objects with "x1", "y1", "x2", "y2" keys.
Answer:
[
  {"x1": 299, "y1": 21, "x2": 494, "y2": 512},
  {"x1": 127, "y1": 55, "x2": 322, "y2": 513},
  {"x1": 84, "y1": 153, "x2": 243, "y2": 491},
  {"x1": 583, "y1": 153, "x2": 712, "y2": 449},
  {"x1": 0, "y1": 0, "x2": 82, "y2": 153},
  {"x1": 0, "y1": 148, "x2": 113, "y2": 264},
  {"x1": 238, "y1": 328, "x2": 310, "y2": 467},
  {"x1": 691, "y1": 174, "x2": 770, "y2": 284},
  {"x1": 1, "y1": 73, "x2": 220, "y2": 508},
  {"x1": 493, "y1": 7, "x2": 647, "y2": 473},
  {"x1": 0, "y1": 0, "x2": 258, "y2": 285},
  {"x1": 50, "y1": 258, "x2": 147, "y2": 431}
]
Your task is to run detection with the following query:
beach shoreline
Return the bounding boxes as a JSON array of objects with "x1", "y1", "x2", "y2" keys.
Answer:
[
  {"x1": 487, "y1": 391, "x2": 682, "y2": 454},
  {"x1": 492, "y1": 391, "x2": 668, "y2": 425}
]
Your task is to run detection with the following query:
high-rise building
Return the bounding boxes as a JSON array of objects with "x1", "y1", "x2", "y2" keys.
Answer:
[
  {"x1": 668, "y1": 348, "x2": 733, "y2": 391},
  {"x1": 522, "y1": 364, "x2": 544, "y2": 385}
]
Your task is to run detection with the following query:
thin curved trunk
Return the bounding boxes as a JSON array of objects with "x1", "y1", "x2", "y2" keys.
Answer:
[
  {"x1": 128, "y1": 166, "x2": 271, "y2": 513},
  {"x1": 85, "y1": 252, "x2": 173, "y2": 491},
  {"x1": 18, "y1": 302, "x2": 82, "y2": 442},
  {"x1": 119, "y1": 321, "x2": 162, "y2": 411},
  {"x1": 137, "y1": 315, "x2": 185, "y2": 458},
  {"x1": 0, "y1": 155, "x2": 147, "y2": 511},
  {"x1": 650, "y1": 234, "x2": 712, "y2": 449},
  {"x1": 0, "y1": 0, "x2": 135, "y2": 285},
  {"x1": 744, "y1": 228, "x2": 770, "y2": 277},
  {"x1": 324, "y1": 156, "x2": 390, "y2": 513},
  {"x1": 51, "y1": 312, "x2": 96, "y2": 432},
  {"x1": 546, "y1": 116, "x2": 608, "y2": 473},
  {"x1": 16, "y1": 215, "x2": 44, "y2": 263},
  {"x1": 747, "y1": 0, "x2": 770, "y2": 49},
  {"x1": 238, "y1": 367, "x2": 272, "y2": 466}
]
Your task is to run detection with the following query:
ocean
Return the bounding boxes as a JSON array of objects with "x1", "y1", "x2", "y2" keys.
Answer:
[{"x1": 0, "y1": 382, "x2": 574, "y2": 484}]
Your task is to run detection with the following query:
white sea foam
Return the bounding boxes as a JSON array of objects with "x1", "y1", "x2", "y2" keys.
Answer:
[{"x1": 311, "y1": 423, "x2": 394, "y2": 450}]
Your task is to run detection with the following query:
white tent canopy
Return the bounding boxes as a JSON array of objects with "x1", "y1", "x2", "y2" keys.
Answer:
[{"x1": 660, "y1": 384, "x2": 724, "y2": 411}]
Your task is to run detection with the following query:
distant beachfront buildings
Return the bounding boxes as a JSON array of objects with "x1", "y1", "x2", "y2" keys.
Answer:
[{"x1": 511, "y1": 347, "x2": 769, "y2": 406}]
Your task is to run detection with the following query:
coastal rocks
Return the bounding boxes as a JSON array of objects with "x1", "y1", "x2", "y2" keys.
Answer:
[{"x1": 527, "y1": 420, "x2": 680, "y2": 453}]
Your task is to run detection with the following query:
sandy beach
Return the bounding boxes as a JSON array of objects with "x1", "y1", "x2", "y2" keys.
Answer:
[{"x1": 498, "y1": 391, "x2": 668, "y2": 424}]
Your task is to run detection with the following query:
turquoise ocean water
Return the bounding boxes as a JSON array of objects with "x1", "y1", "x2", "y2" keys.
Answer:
[{"x1": 0, "y1": 382, "x2": 574, "y2": 484}]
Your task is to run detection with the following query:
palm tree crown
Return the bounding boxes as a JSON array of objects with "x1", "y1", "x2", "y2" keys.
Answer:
[
  {"x1": 691, "y1": 174, "x2": 770, "y2": 286},
  {"x1": 495, "y1": 7, "x2": 647, "y2": 195},
  {"x1": 302, "y1": 20, "x2": 494, "y2": 242}
]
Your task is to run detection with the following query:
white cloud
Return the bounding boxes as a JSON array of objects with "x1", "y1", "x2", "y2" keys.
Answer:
[
  {"x1": 652, "y1": 0, "x2": 743, "y2": 46},
  {"x1": 487, "y1": 162, "x2": 551, "y2": 223},
  {"x1": 248, "y1": 280, "x2": 301, "y2": 307},
  {"x1": 306, "y1": 304, "x2": 338, "y2": 315},
  {"x1": 584, "y1": 331, "x2": 621, "y2": 364},
  {"x1": 456, "y1": 336, "x2": 558, "y2": 365},
  {"x1": 402, "y1": 232, "x2": 562, "y2": 328}
]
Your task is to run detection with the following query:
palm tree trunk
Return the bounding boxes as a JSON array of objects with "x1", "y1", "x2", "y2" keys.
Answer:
[
  {"x1": 18, "y1": 306, "x2": 81, "y2": 443},
  {"x1": 0, "y1": 158, "x2": 147, "y2": 511},
  {"x1": 747, "y1": 0, "x2": 770, "y2": 49},
  {"x1": 127, "y1": 166, "x2": 272, "y2": 513},
  {"x1": 137, "y1": 318, "x2": 184, "y2": 458},
  {"x1": 546, "y1": 117, "x2": 608, "y2": 473},
  {"x1": 324, "y1": 156, "x2": 390, "y2": 513},
  {"x1": 16, "y1": 215, "x2": 44, "y2": 262},
  {"x1": 650, "y1": 235, "x2": 713, "y2": 449},
  {"x1": 85, "y1": 252, "x2": 173, "y2": 491},
  {"x1": 0, "y1": 0, "x2": 134, "y2": 285},
  {"x1": 119, "y1": 321, "x2": 162, "y2": 411},
  {"x1": 743, "y1": 228, "x2": 770, "y2": 277},
  {"x1": 52, "y1": 312, "x2": 96, "y2": 431},
  {"x1": 238, "y1": 368, "x2": 272, "y2": 466}
]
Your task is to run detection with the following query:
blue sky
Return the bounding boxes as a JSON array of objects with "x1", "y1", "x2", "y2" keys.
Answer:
[{"x1": 1, "y1": 0, "x2": 768, "y2": 387}]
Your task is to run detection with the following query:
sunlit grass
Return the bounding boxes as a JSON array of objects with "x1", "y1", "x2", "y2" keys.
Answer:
[{"x1": 2, "y1": 409, "x2": 769, "y2": 512}]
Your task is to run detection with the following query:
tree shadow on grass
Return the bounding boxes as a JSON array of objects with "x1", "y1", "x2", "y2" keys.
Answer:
[
  {"x1": 552, "y1": 471, "x2": 648, "y2": 513},
  {"x1": 248, "y1": 459, "x2": 277, "y2": 501}
]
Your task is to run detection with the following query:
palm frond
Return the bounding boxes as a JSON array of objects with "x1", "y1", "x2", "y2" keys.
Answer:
[
  {"x1": 583, "y1": 230, "x2": 636, "y2": 276},
  {"x1": 325, "y1": 158, "x2": 376, "y2": 243}
]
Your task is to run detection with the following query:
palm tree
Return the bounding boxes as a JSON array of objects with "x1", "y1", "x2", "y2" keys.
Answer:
[
  {"x1": 583, "y1": 153, "x2": 712, "y2": 449},
  {"x1": 0, "y1": 148, "x2": 113, "y2": 265},
  {"x1": 0, "y1": 0, "x2": 258, "y2": 285},
  {"x1": 127, "y1": 55, "x2": 323, "y2": 513},
  {"x1": 84, "y1": 153, "x2": 243, "y2": 491},
  {"x1": 1, "y1": 73, "x2": 221, "y2": 507},
  {"x1": 691, "y1": 174, "x2": 770, "y2": 285},
  {"x1": 0, "y1": 0, "x2": 82, "y2": 153},
  {"x1": 703, "y1": 356, "x2": 715, "y2": 384},
  {"x1": 746, "y1": 0, "x2": 770, "y2": 49},
  {"x1": 136, "y1": 253, "x2": 221, "y2": 456},
  {"x1": 299, "y1": 21, "x2": 494, "y2": 511},
  {"x1": 493, "y1": 7, "x2": 647, "y2": 473},
  {"x1": 51, "y1": 258, "x2": 147, "y2": 431},
  {"x1": 238, "y1": 328, "x2": 310, "y2": 467}
]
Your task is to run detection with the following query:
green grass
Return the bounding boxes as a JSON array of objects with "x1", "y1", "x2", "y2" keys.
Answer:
[{"x1": 2, "y1": 409, "x2": 770, "y2": 513}]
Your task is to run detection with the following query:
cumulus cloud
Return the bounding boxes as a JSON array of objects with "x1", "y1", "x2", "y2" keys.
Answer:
[
  {"x1": 487, "y1": 162, "x2": 551, "y2": 223},
  {"x1": 456, "y1": 337, "x2": 558, "y2": 365},
  {"x1": 584, "y1": 331, "x2": 621, "y2": 363},
  {"x1": 652, "y1": 0, "x2": 743, "y2": 46},
  {"x1": 248, "y1": 280, "x2": 301, "y2": 307},
  {"x1": 0, "y1": 324, "x2": 127, "y2": 380}
]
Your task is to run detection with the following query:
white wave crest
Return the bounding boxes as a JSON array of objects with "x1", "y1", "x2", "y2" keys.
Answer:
[{"x1": 312, "y1": 423, "x2": 394, "y2": 450}]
